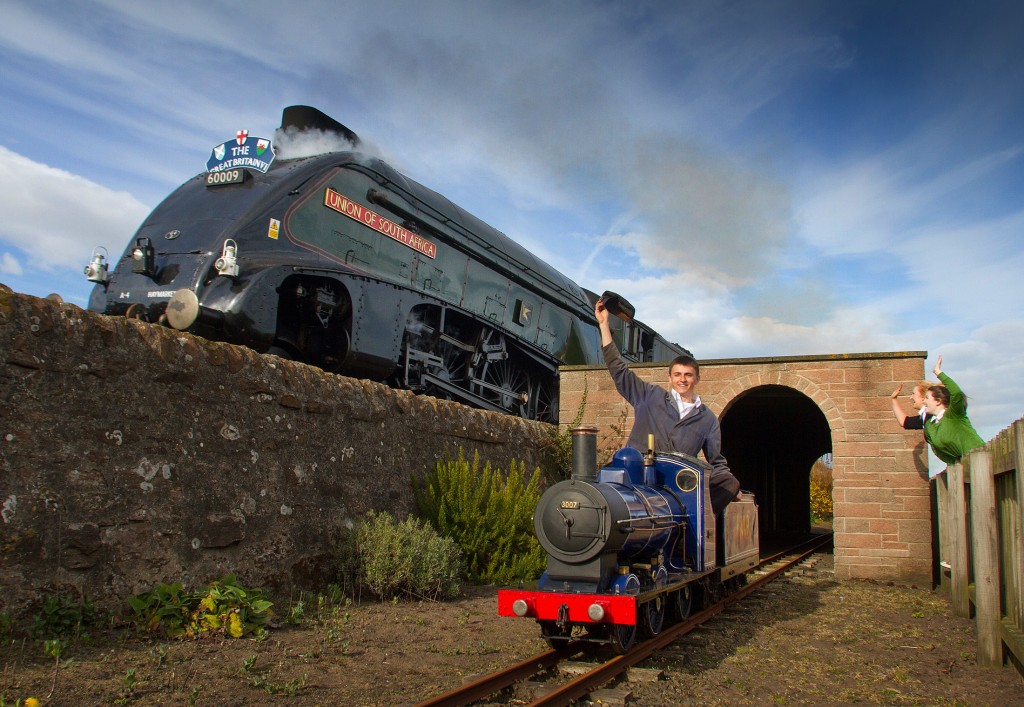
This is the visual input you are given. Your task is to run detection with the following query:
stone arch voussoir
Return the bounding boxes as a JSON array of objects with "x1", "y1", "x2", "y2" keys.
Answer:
[{"x1": 718, "y1": 371, "x2": 844, "y2": 445}]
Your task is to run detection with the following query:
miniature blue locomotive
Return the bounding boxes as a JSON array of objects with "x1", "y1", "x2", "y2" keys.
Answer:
[{"x1": 499, "y1": 427, "x2": 758, "y2": 652}]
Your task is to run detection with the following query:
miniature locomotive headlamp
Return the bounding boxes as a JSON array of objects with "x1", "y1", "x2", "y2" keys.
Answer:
[
  {"x1": 511, "y1": 599, "x2": 531, "y2": 617},
  {"x1": 84, "y1": 246, "x2": 110, "y2": 284},
  {"x1": 130, "y1": 237, "x2": 156, "y2": 276},
  {"x1": 587, "y1": 602, "x2": 607, "y2": 621},
  {"x1": 214, "y1": 239, "x2": 239, "y2": 278}
]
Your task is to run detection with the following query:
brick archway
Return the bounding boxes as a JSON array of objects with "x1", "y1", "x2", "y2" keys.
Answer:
[
  {"x1": 559, "y1": 350, "x2": 932, "y2": 584},
  {"x1": 719, "y1": 384, "x2": 832, "y2": 537}
]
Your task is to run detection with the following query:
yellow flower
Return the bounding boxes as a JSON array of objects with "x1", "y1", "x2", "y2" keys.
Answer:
[
  {"x1": 25, "y1": 698, "x2": 41, "y2": 707},
  {"x1": 229, "y1": 611, "x2": 244, "y2": 638}
]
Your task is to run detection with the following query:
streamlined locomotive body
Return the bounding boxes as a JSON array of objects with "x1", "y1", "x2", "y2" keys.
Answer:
[{"x1": 86, "y1": 106, "x2": 684, "y2": 421}]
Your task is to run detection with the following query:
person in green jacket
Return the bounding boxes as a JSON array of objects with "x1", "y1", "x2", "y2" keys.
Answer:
[{"x1": 923, "y1": 355, "x2": 985, "y2": 465}]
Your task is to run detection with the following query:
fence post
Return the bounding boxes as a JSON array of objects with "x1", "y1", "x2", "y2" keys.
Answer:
[
  {"x1": 967, "y1": 447, "x2": 1002, "y2": 667},
  {"x1": 946, "y1": 461, "x2": 970, "y2": 618},
  {"x1": 1013, "y1": 421, "x2": 1024, "y2": 635},
  {"x1": 935, "y1": 473, "x2": 951, "y2": 595}
]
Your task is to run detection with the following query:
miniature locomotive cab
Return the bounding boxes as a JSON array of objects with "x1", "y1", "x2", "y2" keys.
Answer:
[
  {"x1": 85, "y1": 106, "x2": 688, "y2": 422},
  {"x1": 498, "y1": 428, "x2": 758, "y2": 653}
]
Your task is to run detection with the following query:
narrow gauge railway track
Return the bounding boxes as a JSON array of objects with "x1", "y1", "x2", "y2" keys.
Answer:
[{"x1": 415, "y1": 532, "x2": 833, "y2": 707}]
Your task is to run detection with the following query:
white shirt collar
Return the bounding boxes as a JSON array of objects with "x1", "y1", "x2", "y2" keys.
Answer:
[{"x1": 671, "y1": 389, "x2": 701, "y2": 420}]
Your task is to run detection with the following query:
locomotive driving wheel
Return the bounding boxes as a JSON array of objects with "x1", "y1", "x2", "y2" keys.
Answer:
[
  {"x1": 607, "y1": 622, "x2": 637, "y2": 654},
  {"x1": 428, "y1": 337, "x2": 468, "y2": 391},
  {"x1": 529, "y1": 376, "x2": 558, "y2": 423},
  {"x1": 477, "y1": 356, "x2": 530, "y2": 413},
  {"x1": 471, "y1": 331, "x2": 531, "y2": 415},
  {"x1": 642, "y1": 595, "x2": 666, "y2": 638},
  {"x1": 674, "y1": 584, "x2": 695, "y2": 620}
]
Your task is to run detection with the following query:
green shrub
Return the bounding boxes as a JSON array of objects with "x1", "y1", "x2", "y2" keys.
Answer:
[
  {"x1": 352, "y1": 510, "x2": 462, "y2": 600},
  {"x1": 30, "y1": 592, "x2": 101, "y2": 640},
  {"x1": 127, "y1": 580, "x2": 193, "y2": 637},
  {"x1": 192, "y1": 575, "x2": 274, "y2": 638},
  {"x1": 128, "y1": 575, "x2": 273, "y2": 639},
  {"x1": 415, "y1": 450, "x2": 545, "y2": 585}
]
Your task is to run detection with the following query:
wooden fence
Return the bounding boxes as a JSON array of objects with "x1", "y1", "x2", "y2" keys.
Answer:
[{"x1": 935, "y1": 417, "x2": 1024, "y2": 675}]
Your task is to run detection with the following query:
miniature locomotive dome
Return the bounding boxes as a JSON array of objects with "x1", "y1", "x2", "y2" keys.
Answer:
[{"x1": 608, "y1": 446, "x2": 646, "y2": 485}]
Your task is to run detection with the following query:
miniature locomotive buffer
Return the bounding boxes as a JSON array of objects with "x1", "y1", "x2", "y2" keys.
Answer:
[{"x1": 499, "y1": 430, "x2": 758, "y2": 653}]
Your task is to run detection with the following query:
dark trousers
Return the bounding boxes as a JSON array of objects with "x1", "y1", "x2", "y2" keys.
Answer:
[{"x1": 710, "y1": 468, "x2": 741, "y2": 515}]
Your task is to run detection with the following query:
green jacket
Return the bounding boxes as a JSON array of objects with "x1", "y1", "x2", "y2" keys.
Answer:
[{"x1": 924, "y1": 372, "x2": 985, "y2": 465}]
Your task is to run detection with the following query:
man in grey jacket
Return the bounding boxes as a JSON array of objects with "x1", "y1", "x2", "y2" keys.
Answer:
[{"x1": 595, "y1": 299, "x2": 740, "y2": 515}]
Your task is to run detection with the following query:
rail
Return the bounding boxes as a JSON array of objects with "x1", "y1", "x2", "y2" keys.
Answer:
[
  {"x1": 935, "y1": 416, "x2": 1024, "y2": 675},
  {"x1": 414, "y1": 533, "x2": 832, "y2": 706}
]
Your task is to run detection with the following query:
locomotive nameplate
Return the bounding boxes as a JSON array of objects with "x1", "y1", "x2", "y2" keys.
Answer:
[
  {"x1": 205, "y1": 169, "x2": 248, "y2": 187},
  {"x1": 324, "y1": 187, "x2": 437, "y2": 259}
]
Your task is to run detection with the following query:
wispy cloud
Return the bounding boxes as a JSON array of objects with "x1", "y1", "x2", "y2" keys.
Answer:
[
  {"x1": 0, "y1": 0, "x2": 1022, "y2": 441},
  {"x1": 0, "y1": 146, "x2": 150, "y2": 270},
  {"x1": 0, "y1": 252, "x2": 23, "y2": 277}
]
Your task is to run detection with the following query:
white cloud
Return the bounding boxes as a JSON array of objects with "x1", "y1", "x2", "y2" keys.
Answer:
[
  {"x1": 928, "y1": 320, "x2": 1024, "y2": 442},
  {"x1": 0, "y1": 253, "x2": 23, "y2": 277},
  {"x1": 0, "y1": 0, "x2": 1021, "y2": 447},
  {"x1": 0, "y1": 146, "x2": 150, "y2": 271}
]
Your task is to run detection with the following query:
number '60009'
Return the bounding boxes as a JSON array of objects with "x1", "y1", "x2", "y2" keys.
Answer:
[{"x1": 205, "y1": 169, "x2": 245, "y2": 186}]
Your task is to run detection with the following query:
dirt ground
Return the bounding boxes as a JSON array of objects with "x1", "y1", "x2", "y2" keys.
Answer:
[{"x1": 2, "y1": 554, "x2": 1022, "y2": 706}]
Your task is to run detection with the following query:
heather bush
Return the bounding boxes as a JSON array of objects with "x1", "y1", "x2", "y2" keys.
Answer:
[{"x1": 351, "y1": 510, "x2": 463, "y2": 600}]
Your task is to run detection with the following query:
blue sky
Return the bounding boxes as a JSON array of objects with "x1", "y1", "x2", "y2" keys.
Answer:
[{"x1": 1, "y1": 0, "x2": 1022, "y2": 449}]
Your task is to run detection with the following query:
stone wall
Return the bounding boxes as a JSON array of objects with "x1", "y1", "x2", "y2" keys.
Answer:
[
  {"x1": 0, "y1": 287, "x2": 552, "y2": 618},
  {"x1": 560, "y1": 351, "x2": 932, "y2": 584}
]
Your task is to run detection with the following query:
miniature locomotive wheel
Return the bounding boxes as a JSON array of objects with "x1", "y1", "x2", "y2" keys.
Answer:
[
  {"x1": 672, "y1": 584, "x2": 694, "y2": 620},
  {"x1": 642, "y1": 595, "x2": 666, "y2": 637},
  {"x1": 608, "y1": 622, "x2": 637, "y2": 654}
]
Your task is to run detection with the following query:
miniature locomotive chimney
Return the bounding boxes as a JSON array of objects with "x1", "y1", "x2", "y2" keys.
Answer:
[{"x1": 570, "y1": 426, "x2": 599, "y2": 481}]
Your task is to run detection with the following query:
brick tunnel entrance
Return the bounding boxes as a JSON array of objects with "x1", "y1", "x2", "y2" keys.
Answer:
[
  {"x1": 562, "y1": 349, "x2": 932, "y2": 583},
  {"x1": 720, "y1": 384, "x2": 831, "y2": 539}
]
